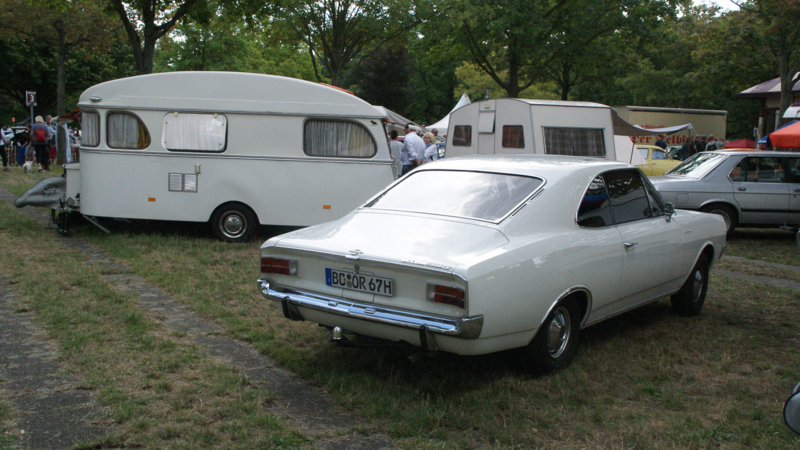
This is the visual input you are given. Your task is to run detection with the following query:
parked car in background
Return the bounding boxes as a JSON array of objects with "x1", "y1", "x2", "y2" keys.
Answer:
[
  {"x1": 652, "y1": 150, "x2": 800, "y2": 237},
  {"x1": 258, "y1": 155, "x2": 726, "y2": 372},
  {"x1": 635, "y1": 145, "x2": 682, "y2": 176}
]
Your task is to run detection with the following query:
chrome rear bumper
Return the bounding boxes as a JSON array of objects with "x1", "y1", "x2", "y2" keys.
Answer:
[{"x1": 257, "y1": 279, "x2": 483, "y2": 339}]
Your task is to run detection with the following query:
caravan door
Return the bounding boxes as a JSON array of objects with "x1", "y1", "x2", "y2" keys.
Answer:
[{"x1": 477, "y1": 100, "x2": 496, "y2": 154}]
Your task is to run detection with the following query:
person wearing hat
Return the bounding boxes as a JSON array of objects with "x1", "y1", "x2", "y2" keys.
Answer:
[
  {"x1": 654, "y1": 134, "x2": 667, "y2": 150},
  {"x1": 30, "y1": 116, "x2": 52, "y2": 172}
]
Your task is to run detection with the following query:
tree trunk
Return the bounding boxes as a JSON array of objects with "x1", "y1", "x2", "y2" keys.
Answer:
[{"x1": 777, "y1": 34, "x2": 793, "y2": 121}]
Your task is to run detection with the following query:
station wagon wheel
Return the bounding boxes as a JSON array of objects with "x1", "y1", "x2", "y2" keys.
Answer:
[
  {"x1": 671, "y1": 254, "x2": 709, "y2": 316},
  {"x1": 523, "y1": 298, "x2": 581, "y2": 373},
  {"x1": 211, "y1": 203, "x2": 258, "y2": 243},
  {"x1": 702, "y1": 204, "x2": 737, "y2": 239}
]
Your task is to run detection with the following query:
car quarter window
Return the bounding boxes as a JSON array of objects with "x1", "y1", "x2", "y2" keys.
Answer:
[
  {"x1": 637, "y1": 148, "x2": 648, "y2": 160},
  {"x1": 577, "y1": 176, "x2": 614, "y2": 227},
  {"x1": 643, "y1": 177, "x2": 664, "y2": 216},
  {"x1": 788, "y1": 157, "x2": 800, "y2": 183},
  {"x1": 731, "y1": 157, "x2": 786, "y2": 183},
  {"x1": 603, "y1": 169, "x2": 652, "y2": 224}
]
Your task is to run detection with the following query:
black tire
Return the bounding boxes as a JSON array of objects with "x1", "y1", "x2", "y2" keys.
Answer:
[
  {"x1": 702, "y1": 204, "x2": 737, "y2": 239},
  {"x1": 522, "y1": 298, "x2": 581, "y2": 373},
  {"x1": 671, "y1": 254, "x2": 709, "y2": 316},
  {"x1": 211, "y1": 203, "x2": 257, "y2": 243}
]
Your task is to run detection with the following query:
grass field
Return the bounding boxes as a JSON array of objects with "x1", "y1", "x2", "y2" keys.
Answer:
[{"x1": 1, "y1": 170, "x2": 799, "y2": 449}]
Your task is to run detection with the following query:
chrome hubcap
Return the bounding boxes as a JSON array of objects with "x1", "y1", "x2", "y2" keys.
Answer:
[
  {"x1": 711, "y1": 209, "x2": 731, "y2": 230},
  {"x1": 221, "y1": 213, "x2": 245, "y2": 238},
  {"x1": 690, "y1": 268, "x2": 704, "y2": 303},
  {"x1": 547, "y1": 307, "x2": 571, "y2": 358}
]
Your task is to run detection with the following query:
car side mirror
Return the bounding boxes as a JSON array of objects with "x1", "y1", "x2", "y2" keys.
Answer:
[
  {"x1": 664, "y1": 202, "x2": 676, "y2": 222},
  {"x1": 786, "y1": 382, "x2": 800, "y2": 435}
]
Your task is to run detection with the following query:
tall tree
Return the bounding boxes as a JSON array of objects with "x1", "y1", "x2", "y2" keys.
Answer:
[
  {"x1": 456, "y1": 0, "x2": 567, "y2": 98},
  {"x1": 108, "y1": 0, "x2": 208, "y2": 74},
  {"x1": 0, "y1": 0, "x2": 119, "y2": 115},
  {"x1": 734, "y1": 0, "x2": 800, "y2": 118},
  {"x1": 284, "y1": 0, "x2": 422, "y2": 87}
]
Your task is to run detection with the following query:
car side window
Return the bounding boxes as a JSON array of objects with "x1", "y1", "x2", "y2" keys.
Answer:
[
  {"x1": 652, "y1": 149, "x2": 667, "y2": 160},
  {"x1": 637, "y1": 148, "x2": 648, "y2": 160},
  {"x1": 603, "y1": 169, "x2": 652, "y2": 224},
  {"x1": 643, "y1": 177, "x2": 664, "y2": 217},
  {"x1": 577, "y1": 176, "x2": 614, "y2": 228},
  {"x1": 734, "y1": 157, "x2": 786, "y2": 183}
]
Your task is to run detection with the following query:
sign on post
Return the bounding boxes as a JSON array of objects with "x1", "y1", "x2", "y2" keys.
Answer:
[{"x1": 26, "y1": 91, "x2": 37, "y2": 107}]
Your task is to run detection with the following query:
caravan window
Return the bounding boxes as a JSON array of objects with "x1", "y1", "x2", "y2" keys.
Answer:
[
  {"x1": 107, "y1": 112, "x2": 150, "y2": 149},
  {"x1": 164, "y1": 113, "x2": 227, "y2": 152},
  {"x1": 543, "y1": 127, "x2": 606, "y2": 157},
  {"x1": 502, "y1": 125, "x2": 524, "y2": 148},
  {"x1": 81, "y1": 112, "x2": 100, "y2": 148},
  {"x1": 304, "y1": 120, "x2": 376, "y2": 158},
  {"x1": 452, "y1": 126, "x2": 472, "y2": 147}
]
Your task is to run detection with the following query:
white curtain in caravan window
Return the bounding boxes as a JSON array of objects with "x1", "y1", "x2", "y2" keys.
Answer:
[
  {"x1": 304, "y1": 120, "x2": 376, "y2": 158},
  {"x1": 108, "y1": 113, "x2": 146, "y2": 149},
  {"x1": 81, "y1": 112, "x2": 100, "y2": 147},
  {"x1": 163, "y1": 113, "x2": 226, "y2": 152}
]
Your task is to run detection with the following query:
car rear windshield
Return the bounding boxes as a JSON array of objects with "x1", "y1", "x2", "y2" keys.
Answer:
[
  {"x1": 366, "y1": 170, "x2": 543, "y2": 222},
  {"x1": 667, "y1": 152, "x2": 726, "y2": 178}
]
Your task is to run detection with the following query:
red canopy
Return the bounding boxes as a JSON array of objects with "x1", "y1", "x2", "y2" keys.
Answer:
[
  {"x1": 724, "y1": 139, "x2": 757, "y2": 149},
  {"x1": 769, "y1": 121, "x2": 800, "y2": 148}
]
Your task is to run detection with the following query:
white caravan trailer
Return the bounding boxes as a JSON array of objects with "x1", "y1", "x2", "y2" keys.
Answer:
[
  {"x1": 17, "y1": 72, "x2": 396, "y2": 242},
  {"x1": 446, "y1": 99, "x2": 622, "y2": 160}
]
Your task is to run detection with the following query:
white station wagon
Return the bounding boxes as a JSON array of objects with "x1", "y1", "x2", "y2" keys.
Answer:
[{"x1": 257, "y1": 155, "x2": 727, "y2": 371}]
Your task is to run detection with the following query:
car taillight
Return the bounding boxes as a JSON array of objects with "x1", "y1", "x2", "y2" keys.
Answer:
[
  {"x1": 429, "y1": 284, "x2": 465, "y2": 309},
  {"x1": 261, "y1": 257, "x2": 297, "y2": 276}
]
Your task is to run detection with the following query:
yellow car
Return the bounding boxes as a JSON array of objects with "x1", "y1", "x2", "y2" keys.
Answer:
[{"x1": 635, "y1": 145, "x2": 681, "y2": 176}]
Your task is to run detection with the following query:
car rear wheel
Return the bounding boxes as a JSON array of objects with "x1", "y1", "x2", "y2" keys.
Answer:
[
  {"x1": 671, "y1": 254, "x2": 709, "y2": 316},
  {"x1": 702, "y1": 204, "x2": 737, "y2": 238},
  {"x1": 211, "y1": 203, "x2": 257, "y2": 243},
  {"x1": 522, "y1": 298, "x2": 581, "y2": 373}
]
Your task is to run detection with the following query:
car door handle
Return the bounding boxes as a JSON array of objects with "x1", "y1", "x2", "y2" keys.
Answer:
[
  {"x1": 624, "y1": 241, "x2": 638, "y2": 249},
  {"x1": 737, "y1": 187, "x2": 747, "y2": 191}
]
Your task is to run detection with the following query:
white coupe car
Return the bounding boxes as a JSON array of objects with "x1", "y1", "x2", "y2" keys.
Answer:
[{"x1": 258, "y1": 155, "x2": 727, "y2": 371}]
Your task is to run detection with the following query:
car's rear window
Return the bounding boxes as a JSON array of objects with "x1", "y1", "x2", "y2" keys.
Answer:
[
  {"x1": 667, "y1": 152, "x2": 725, "y2": 178},
  {"x1": 366, "y1": 170, "x2": 543, "y2": 222}
]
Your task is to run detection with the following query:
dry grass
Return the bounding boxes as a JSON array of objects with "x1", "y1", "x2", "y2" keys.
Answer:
[{"x1": 1, "y1": 169, "x2": 799, "y2": 449}]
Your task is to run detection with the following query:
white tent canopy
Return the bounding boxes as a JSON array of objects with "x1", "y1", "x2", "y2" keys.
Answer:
[
  {"x1": 425, "y1": 93, "x2": 471, "y2": 136},
  {"x1": 614, "y1": 136, "x2": 648, "y2": 165}
]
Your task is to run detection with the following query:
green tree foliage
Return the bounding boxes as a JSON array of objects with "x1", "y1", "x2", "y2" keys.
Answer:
[
  {"x1": 154, "y1": 3, "x2": 316, "y2": 79},
  {"x1": 0, "y1": 0, "x2": 122, "y2": 116},
  {"x1": 283, "y1": 0, "x2": 422, "y2": 87},
  {"x1": 734, "y1": 0, "x2": 800, "y2": 117},
  {"x1": 108, "y1": 0, "x2": 208, "y2": 74}
]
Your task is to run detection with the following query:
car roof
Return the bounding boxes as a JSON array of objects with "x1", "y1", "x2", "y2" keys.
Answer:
[
  {"x1": 416, "y1": 154, "x2": 630, "y2": 181},
  {"x1": 710, "y1": 150, "x2": 797, "y2": 156}
]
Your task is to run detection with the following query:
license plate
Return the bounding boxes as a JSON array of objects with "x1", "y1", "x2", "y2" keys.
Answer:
[{"x1": 326, "y1": 268, "x2": 394, "y2": 297}]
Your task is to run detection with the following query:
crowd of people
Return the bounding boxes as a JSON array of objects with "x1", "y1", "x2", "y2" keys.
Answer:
[
  {"x1": 1, "y1": 115, "x2": 80, "y2": 173},
  {"x1": 671, "y1": 134, "x2": 726, "y2": 160},
  {"x1": 388, "y1": 123, "x2": 441, "y2": 176}
]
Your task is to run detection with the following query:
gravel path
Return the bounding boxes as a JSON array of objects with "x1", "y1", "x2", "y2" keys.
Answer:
[{"x1": 0, "y1": 186, "x2": 394, "y2": 450}]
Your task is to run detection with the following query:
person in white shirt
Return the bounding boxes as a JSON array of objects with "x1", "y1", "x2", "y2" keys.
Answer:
[
  {"x1": 401, "y1": 123, "x2": 425, "y2": 176},
  {"x1": 389, "y1": 130, "x2": 403, "y2": 177},
  {"x1": 420, "y1": 132, "x2": 439, "y2": 165}
]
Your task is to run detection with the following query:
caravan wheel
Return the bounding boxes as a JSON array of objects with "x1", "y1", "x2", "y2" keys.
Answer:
[{"x1": 211, "y1": 204, "x2": 257, "y2": 243}]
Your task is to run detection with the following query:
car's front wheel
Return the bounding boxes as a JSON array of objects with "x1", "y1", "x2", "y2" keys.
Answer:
[
  {"x1": 671, "y1": 254, "x2": 709, "y2": 316},
  {"x1": 522, "y1": 298, "x2": 581, "y2": 373}
]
